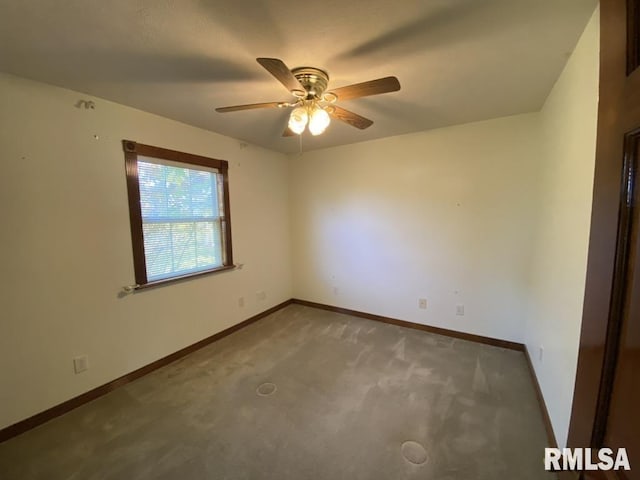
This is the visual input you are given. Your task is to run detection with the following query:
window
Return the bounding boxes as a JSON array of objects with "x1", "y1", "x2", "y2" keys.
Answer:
[{"x1": 123, "y1": 140, "x2": 233, "y2": 287}]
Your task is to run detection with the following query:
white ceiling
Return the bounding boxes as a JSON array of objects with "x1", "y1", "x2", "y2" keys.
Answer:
[{"x1": 0, "y1": 0, "x2": 597, "y2": 153}]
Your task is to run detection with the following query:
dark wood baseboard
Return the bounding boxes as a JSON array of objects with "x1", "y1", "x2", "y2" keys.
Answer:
[
  {"x1": 0, "y1": 299, "x2": 292, "y2": 444},
  {"x1": 1, "y1": 297, "x2": 558, "y2": 452},
  {"x1": 523, "y1": 345, "x2": 558, "y2": 448},
  {"x1": 291, "y1": 298, "x2": 524, "y2": 351}
]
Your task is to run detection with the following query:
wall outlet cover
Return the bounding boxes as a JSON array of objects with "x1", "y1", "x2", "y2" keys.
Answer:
[{"x1": 73, "y1": 355, "x2": 89, "y2": 374}]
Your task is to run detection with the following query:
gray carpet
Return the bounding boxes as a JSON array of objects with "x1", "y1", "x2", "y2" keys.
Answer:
[{"x1": 0, "y1": 304, "x2": 555, "y2": 479}]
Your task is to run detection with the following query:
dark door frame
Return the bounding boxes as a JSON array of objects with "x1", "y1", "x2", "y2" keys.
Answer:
[{"x1": 568, "y1": 0, "x2": 640, "y2": 462}]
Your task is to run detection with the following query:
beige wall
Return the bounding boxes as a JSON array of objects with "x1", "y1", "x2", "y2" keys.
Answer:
[
  {"x1": 289, "y1": 7, "x2": 599, "y2": 449},
  {"x1": 289, "y1": 113, "x2": 542, "y2": 343},
  {"x1": 524, "y1": 7, "x2": 599, "y2": 448},
  {"x1": 0, "y1": 8, "x2": 599, "y2": 439},
  {"x1": 0, "y1": 73, "x2": 292, "y2": 429}
]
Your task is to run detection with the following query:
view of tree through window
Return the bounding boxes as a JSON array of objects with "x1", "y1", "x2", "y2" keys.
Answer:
[
  {"x1": 138, "y1": 159, "x2": 222, "y2": 281},
  {"x1": 123, "y1": 141, "x2": 233, "y2": 287}
]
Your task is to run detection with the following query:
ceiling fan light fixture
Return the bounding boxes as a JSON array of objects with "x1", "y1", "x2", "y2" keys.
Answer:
[
  {"x1": 288, "y1": 106, "x2": 308, "y2": 134},
  {"x1": 216, "y1": 58, "x2": 400, "y2": 138},
  {"x1": 309, "y1": 106, "x2": 330, "y2": 136}
]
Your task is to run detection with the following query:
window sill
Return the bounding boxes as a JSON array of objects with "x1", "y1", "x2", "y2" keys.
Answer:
[{"x1": 128, "y1": 264, "x2": 236, "y2": 292}]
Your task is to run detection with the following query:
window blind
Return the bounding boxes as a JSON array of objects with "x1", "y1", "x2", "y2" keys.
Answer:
[{"x1": 137, "y1": 156, "x2": 224, "y2": 282}]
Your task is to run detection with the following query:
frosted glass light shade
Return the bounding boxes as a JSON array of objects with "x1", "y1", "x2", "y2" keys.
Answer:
[
  {"x1": 309, "y1": 107, "x2": 330, "y2": 136},
  {"x1": 288, "y1": 107, "x2": 308, "y2": 134}
]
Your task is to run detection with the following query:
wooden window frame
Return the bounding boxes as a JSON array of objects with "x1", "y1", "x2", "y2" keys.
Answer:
[{"x1": 122, "y1": 140, "x2": 234, "y2": 289}]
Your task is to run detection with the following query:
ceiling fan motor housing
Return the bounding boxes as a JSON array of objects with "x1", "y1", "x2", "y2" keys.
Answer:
[{"x1": 291, "y1": 67, "x2": 329, "y2": 99}]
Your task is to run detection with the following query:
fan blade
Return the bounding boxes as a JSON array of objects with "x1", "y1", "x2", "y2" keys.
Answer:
[
  {"x1": 327, "y1": 77, "x2": 400, "y2": 101},
  {"x1": 215, "y1": 102, "x2": 284, "y2": 113},
  {"x1": 329, "y1": 106, "x2": 374, "y2": 130},
  {"x1": 257, "y1": 58, "x2": 305, "y2": 94}
]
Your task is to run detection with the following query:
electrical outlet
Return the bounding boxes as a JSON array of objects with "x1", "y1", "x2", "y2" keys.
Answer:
[
  {"x1": 456, "y1": 304, "x2": 465, "y2": 316},
  {"x1": 73, "y1": 355, "x2": 89, "y2": 374},
  {"x1": 238, "y1": 296, "x2": 245, "y2": 308},
  {"x1": 539, "y1": 346, "x2": 544, "y2": 362},
  {"x1": 418, "y1": 298, "x2": 427, "y2": 309}
]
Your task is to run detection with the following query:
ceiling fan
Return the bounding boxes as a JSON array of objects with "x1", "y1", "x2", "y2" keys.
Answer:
[{"x1": 215, "y1": 58, "x2": 401, "y2": 136}]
